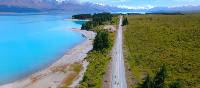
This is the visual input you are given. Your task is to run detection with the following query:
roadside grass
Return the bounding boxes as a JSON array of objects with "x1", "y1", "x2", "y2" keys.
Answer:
[
  {"x1": 124, "y1": 14, "x2": 200, "y2": 88},
  {"x1": 78, "y1": 31, "x2": 115, "y2": 88}
]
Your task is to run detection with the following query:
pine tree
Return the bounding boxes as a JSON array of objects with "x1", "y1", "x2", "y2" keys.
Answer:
[
  {"x1": 140, "y1": 74, "x2": 153, "y2": 88},
  {"x1": 93, "y1": 31, "x2": 110, "y2": 51},
  {"x1": 125, "y1": 18, "x2": 129, "y2": 25},
  {"x1": 122, "y1": 17, "x2": 129, "y2": 26},
  {"x1": 153, "y1": 65, "x2": 167, "y2": 88}
]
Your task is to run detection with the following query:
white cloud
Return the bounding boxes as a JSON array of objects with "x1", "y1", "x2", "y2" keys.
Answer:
[{"x1": 118, "y1": 5, "x2": 154, "y2": 9}]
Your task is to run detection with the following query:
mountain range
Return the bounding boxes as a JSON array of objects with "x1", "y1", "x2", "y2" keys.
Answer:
[
  {"x1": 0, "y1": 0, "x2": 200, "y2": 13},
  {"x1": 0, "y1": 0, "x2": 132, "y2": 13}
]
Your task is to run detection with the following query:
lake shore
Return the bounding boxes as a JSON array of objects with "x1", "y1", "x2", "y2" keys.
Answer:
[{"x1": 0, "y1": 28, "x2": 96, "y2": 88}]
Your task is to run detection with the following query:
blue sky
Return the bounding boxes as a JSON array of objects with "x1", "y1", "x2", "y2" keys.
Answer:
[{"x1": 77, "y1": 0, "x2": 200, "y2": 9}]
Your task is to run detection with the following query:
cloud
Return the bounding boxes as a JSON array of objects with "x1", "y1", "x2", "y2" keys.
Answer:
[{"x1": 118, "y1": 5, "x2": 154, "y2": 9}]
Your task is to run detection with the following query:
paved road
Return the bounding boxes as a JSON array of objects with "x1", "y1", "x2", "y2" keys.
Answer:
[{"x1": 111, "y1": 16, "x2": 127, "y2": 88}]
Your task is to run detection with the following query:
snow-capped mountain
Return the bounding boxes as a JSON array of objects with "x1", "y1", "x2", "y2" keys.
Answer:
[{"x1": 0, "y1": 0, "x2": 131, "y2": 13}]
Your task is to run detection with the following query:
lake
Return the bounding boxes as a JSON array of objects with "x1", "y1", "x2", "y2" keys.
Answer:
[{"x1": 0, "y1": 14, "x2": 85, "y2": 84}]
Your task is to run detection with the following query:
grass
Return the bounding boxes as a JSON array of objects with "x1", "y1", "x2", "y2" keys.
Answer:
[{"x1": 124, "y1": 14, "x2": 200, "y2": 88}]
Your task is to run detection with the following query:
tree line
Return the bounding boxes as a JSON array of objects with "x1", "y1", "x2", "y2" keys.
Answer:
[
  {"x1": 72, "y1": 14, "x2": 92, "y2": 19},
  {"x1": 73, "y1": 12, "x2": 113, "y2": 31}
]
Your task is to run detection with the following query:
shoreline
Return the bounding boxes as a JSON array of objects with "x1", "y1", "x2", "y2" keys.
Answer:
[{"x1": 0, "y1": 28, "x2": 96, "y2": 88}]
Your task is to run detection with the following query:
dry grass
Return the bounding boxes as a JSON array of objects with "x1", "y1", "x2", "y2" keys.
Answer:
[{"x1": 60, "y1": 63, "x2": 83, "y2": 88}]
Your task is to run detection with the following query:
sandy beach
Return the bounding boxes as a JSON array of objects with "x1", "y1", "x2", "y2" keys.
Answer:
[{"x1": 0, "y1": 28, "x2": 96, "y2": 88}]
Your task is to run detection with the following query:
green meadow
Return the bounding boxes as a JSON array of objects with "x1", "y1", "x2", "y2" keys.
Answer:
[{"x1": 124, "y1": 14, "x2": 200, "y2": 88}]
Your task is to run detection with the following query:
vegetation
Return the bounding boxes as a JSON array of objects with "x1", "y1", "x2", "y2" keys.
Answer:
[
  {"x1": 111, "y1": 15, "x2": 119, "y2": 25},
  {"x1": 139, "y1": 65, "x2": 167, "y2": 88},
  {"x1": 79, "y1": 12, "x2": 113, "y2": 30},
  {"x1": 78, "y1": 13, "x2": 116, "y2": 88},
  {"x1": 72, "y1": 14, "x2": 92, "y2": 19},
  {"x1": 169, "y1": 80, "x2": 183, "y2": 88},
  {"x1": 60, "y1": 63, "x2": 82, "y2": 88},
  {"x1": 124, "y1": 14, "x2": 200, "y2": 88},
  {"x1": 78, "y1": 31, "x2": 115, "y2": 88},
  {"x1": 78, "y1": 51, "x2": 110, "y2": 88},
  {"x1": 153, "y1": 65, "x2": 167, "y2": 88},
  {"x1": 81, "y1": 21, "x2": 93, "y2": 31},
  {"x1": 122, "y1": 17, "x2": 129, "y2": 26},
  {"x1": 93, "y1": 30, "x2": 110, "y2": 51},
  {"x1": 139, "y1": 74, "x2": 153, "y2": 88},
  {"x1": 92, "y1": 13, "x2": 112, "y2": 25},
  {"x1": 145, "y1": 13, "x2": 184, "y2": 15}
]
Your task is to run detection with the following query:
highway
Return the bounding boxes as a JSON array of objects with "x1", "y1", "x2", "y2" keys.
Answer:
[{"x1": 111, "y1": 15, "x2": 127, "y2": 88}]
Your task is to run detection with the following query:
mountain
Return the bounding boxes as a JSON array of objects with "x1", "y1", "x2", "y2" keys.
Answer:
[
  {"x1": 0, "y1": 0, "x2": 199, "y2": 13},
  {"x1": 148, "y1": 5, "x2": 200, "y2": 13},
  {"x1": 0, "y1": 0, "x2": 131, "y2": 13}
]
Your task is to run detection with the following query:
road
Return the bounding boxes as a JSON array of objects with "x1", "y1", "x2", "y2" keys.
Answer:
[{"x1": 111, "y1": 16, "x2": 127, "y2": 88}]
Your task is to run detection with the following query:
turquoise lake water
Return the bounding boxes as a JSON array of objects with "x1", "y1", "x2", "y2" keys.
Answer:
[{"x1": 0, "y1": 14, "x2": 85, "y2": 84}]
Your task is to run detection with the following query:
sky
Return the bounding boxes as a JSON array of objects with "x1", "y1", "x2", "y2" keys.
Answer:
[{"x1": 76, "y1": 0, "x2": 200, "y2": 9}]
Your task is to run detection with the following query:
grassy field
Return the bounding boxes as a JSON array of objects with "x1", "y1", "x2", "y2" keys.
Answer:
[{"x1": 124, "y1": 14, "x2": 200, "y2": 88}]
